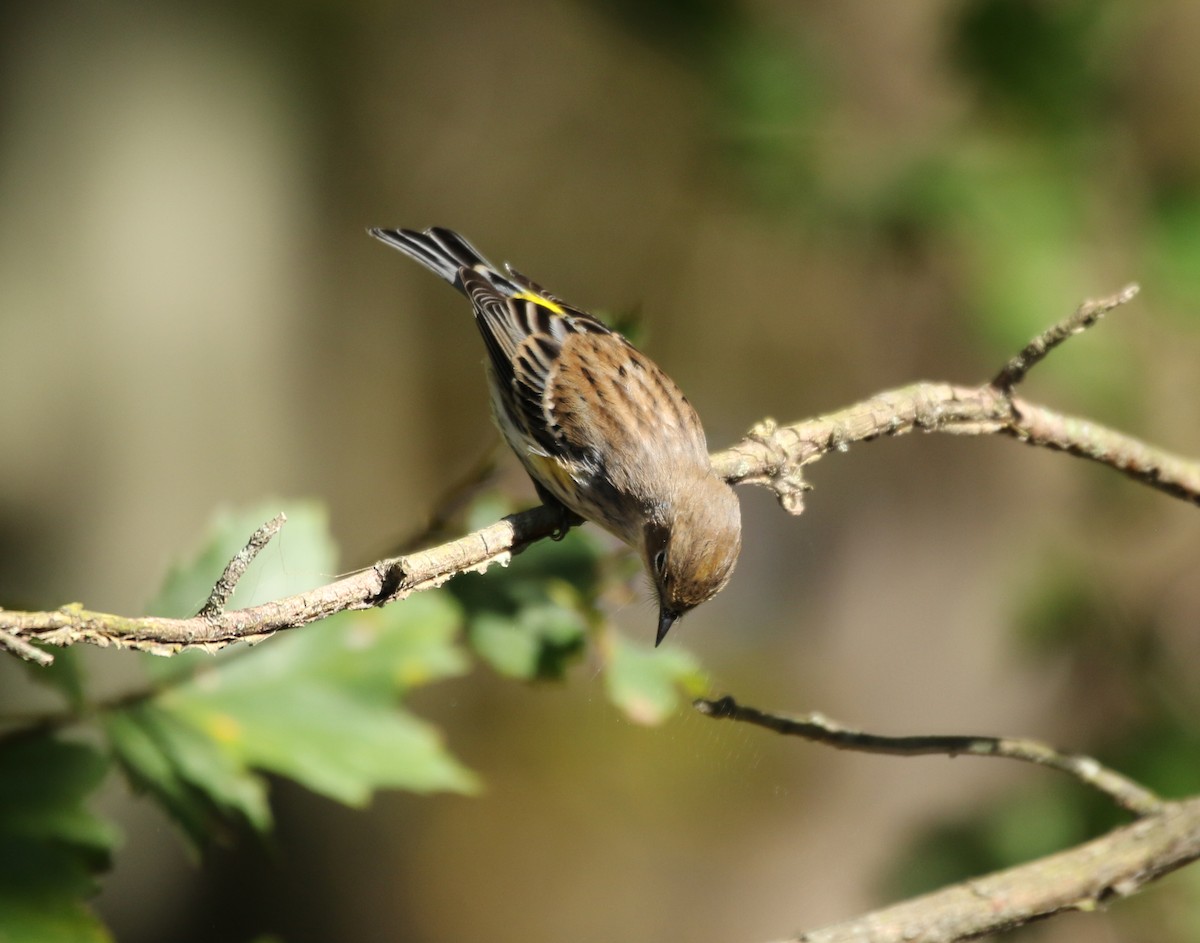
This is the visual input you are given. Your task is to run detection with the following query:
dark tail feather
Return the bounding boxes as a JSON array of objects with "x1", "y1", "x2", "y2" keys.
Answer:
[{"x1": 369, "y1": 226, "x2": 518, "y2": 297}]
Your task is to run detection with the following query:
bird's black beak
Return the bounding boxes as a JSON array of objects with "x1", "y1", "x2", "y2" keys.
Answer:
[{"x1": 655, "y1": 608, "x2": 678, "y2": 647}]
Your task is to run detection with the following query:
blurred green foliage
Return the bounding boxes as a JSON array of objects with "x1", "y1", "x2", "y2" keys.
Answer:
[
  {"x1": 1148, "y1": 185, "x2": 1200, "y2": 313},
  {"x1": 0, "y1": 736, "x2": 117, "y2": 943},
  {"x1": 447, "y1": 519, "x2": 595, "y2": 681},
  {"x1": 952, "y1": 0, "x2": 1116, "y2": 132}
]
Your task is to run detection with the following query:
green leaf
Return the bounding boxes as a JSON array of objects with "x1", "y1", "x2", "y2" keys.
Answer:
[
  {"x1": 602, "y1": 631, "x2": 708, "y2": 725},
  {"x1": 109, "y1": 605, "x2": 476, "y2": 833},
  {"x1": 104, "y1": 705, "x2": 268, "y2": 849},
  {"x1": 452, "y1": 523, "x2": 601, "y2": 680},
  {"x1": 125, "y1": 501, "x2": 476, "y2": 834},
  {"x1": 168, "y1": 682, "x2": 477, "y2": 805},
  {"x1": 470, "y1": 600, "x2": 587, "y2": 680},
  {"x1": 0, "y1": 887, "x2": 113, "y2": 943},
  {"x1": 142, "y1": 500, "x2": 341, "y2": 685},
  {"x1": 0, "y1": 735, "x2": 118, "y2": 943},
  {"x1": 189, "y1": 594, "x2": 468, "y2": 702},
  {"x1": 153, "y1": 596, "x2": 475, "y2": 808}
]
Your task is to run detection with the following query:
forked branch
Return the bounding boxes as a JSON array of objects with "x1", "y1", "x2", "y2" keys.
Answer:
[{"x1": 692, "y1": 689, "x2": 1191, "y2": 942}]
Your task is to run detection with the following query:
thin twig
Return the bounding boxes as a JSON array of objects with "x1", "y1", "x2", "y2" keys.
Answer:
[
  {"x1": 695, "y1": 696, "x2": 1164, "y2": 816},
  {"x1": 0, "y1": 627, "x2": 53, "y2": 666},
  {"x1": 198, "y1": 513, "x2": 287, "y2": 618},
  {"x1": 712, "y1": 384, "x2": 1200, "y2": 512},
  {"x1": 991, "y1": 283, "x2": 1139, "y2": 392}
]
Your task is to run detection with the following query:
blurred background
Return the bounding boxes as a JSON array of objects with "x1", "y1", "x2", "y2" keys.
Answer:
[{"x1": 2, "y1": 1, "x2": 1200, "y2": 941}]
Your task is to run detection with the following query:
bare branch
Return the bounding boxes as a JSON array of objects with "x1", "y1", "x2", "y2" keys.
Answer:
[
  {"x1": 0, "y1": 628, "x2": 53, "y2": 666},
  {"x1": 992, "y1": 283, "x2": 1139, "y2": 392},
  {"x1": 710, "y1": 283, "x2": 1200, "y2": 514},
  {"x1": 711, "y1": 383, "x2": 1200, "y2": 512},
  {"x1": 0, "y1": 504, "x2": 567, "y2": 659},
  {"x1": 198, "y1": 512, "x2": 287, "y2": 617},
  {"x1": 1001, "y1": 399, "x2": 1200, "y2": 505},
  {"x1": 777, "y1": 796, "x2": 1200, "y2": 943},
  {"x1": 695, "y1": 695, "x2": 1164, "y2": 817}
]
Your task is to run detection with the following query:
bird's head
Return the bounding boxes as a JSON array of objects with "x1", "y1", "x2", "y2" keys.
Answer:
[{"x1": 642, "y1": 473, "x2": 742, "y2": 645}]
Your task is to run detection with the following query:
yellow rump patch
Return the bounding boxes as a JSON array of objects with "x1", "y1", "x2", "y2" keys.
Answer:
[{"x1": 513, "y1": 290, "x2": 565, "y2": 315}]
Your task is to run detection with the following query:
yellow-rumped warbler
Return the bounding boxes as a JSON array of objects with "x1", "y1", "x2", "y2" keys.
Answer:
[{"x1": 370, "y1": 227, "x2": 741, "y2": 645}]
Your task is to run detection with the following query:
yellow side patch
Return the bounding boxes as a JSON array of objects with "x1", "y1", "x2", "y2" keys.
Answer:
[
  {"x1": 513, "y1": 290, "x2": 565, "y2": 315},
  {"x1": 526, "y1": 452, "x2": 575, "y2": 494}
]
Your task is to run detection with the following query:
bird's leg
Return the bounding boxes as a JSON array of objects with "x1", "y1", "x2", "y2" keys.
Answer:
[{"x1": 532, "y1": 481, "x2": 583, "y2": 540}]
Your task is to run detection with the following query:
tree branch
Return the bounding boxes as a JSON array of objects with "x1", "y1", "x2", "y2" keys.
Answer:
[
  {"x1": 694, "y1": 695, "x2": 1163, "y2": 816},
  {"x1": 712, "y1": 280, "x2": 1199, "y2": 513},
  {"x1": 0, "y1": 627, "x2": 53, "y2": 666},
  {"x1": 0, "y1": 503, "x2": 568, "y2": 658},
  {"x1": 780, "y1": 795, "x2": 1200, "y2": 943},
  {"x1": 198, "y1": 512, "x2": 287, "y2": 618},
  {"x1": 693, "y1": 693, "x2": 1197, "y2": 940},
  {"x1": 991, "y1": 283, "x2": 1139, "y2": 392},
  {"x1": 3, "y1": 283, "x2": 1196, "y2": 663}
]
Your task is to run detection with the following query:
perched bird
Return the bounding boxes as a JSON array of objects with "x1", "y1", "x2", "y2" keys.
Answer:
[{"x1": 370, "y1": 227, "x2": 741, "y2": 645}]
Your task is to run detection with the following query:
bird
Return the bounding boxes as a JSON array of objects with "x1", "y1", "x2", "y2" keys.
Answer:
[{"x1": 369, "y1": 226, "x2": 741, "y2": 645}]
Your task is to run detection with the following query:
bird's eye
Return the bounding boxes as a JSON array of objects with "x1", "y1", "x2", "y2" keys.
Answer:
[{"x1": 652, "y1": 549, "x2": 666, "y2": 576}]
